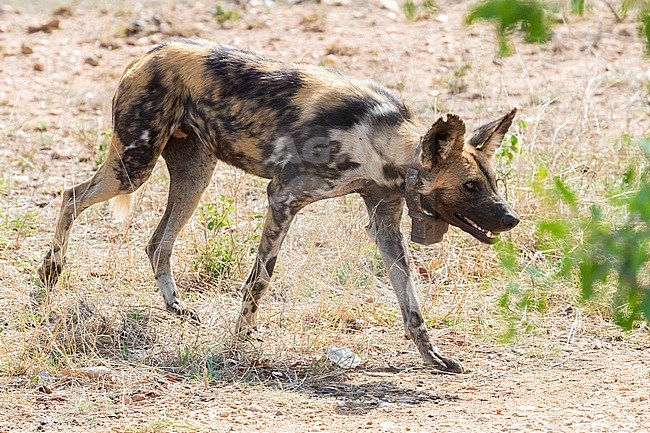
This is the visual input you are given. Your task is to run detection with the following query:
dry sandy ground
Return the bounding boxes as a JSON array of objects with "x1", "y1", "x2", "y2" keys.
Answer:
[{"x1": 0, "y1": 0, "x2": 649, "y2": 432}]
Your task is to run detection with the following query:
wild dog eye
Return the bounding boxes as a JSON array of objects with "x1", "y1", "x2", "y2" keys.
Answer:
[{"x1": 464, "y1": 181, "x2": 477, "y2": 190}]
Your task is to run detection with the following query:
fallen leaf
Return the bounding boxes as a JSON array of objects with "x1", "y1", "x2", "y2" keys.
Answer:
[
  {"x1": 37, "y1": 385, "x2": 52, "y2": 394},
  {"x1": 75, "y1": 366, "x2": 113, "y2": 380},
  {"x1": 417, "y1": 266, "x2": 431, "y2": 279},
  {"x1": 163, "y1": 374, "x2": 181, "y2": 383},
  {"x1": 27, "y1": 18, "x2": 60, "y2": 34}
]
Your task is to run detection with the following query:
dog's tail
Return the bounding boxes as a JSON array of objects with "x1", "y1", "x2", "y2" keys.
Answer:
[{"x1": 110, "y1": 194, "x2": 133, "y2": 223}]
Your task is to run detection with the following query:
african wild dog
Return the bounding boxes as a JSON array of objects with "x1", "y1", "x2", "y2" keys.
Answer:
[{"x1": 39, "y1": 38, "x2": 519, "y2": 373}]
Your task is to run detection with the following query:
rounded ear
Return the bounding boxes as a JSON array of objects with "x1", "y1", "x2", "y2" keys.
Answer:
[
  {"x1": 420, "y1": 114, "x2": 466, "y2": 170},
  {"x1": 469, "y1": 108, "x2": 517, "y2": 157}
]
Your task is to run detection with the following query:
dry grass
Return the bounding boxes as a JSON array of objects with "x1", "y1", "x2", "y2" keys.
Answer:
[{"x1": 0, "y1": 0, "x2": 649, "y2": 431}]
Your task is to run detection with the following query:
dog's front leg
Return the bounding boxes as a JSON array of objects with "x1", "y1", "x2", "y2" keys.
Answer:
[
  {"x1": 234, "y1": 180, "x2": 303, "y2": 339},
  {"x1": 363, "y1": 195, "x2": 464, "y2": 373}
]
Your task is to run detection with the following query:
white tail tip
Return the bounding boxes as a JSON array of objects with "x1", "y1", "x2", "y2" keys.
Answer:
[{"x1": 110, "y1": 194, "x2": 133, "y2": 223}]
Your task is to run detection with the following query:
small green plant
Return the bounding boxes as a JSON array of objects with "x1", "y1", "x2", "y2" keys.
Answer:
[
  {"x1": 96, "y1": 130, "x2": 111, "y2": 167},
  {"x1": 404, "y1": 0, "x2": 418, "y2": 19},
  {"x1": 194, "y1": 196, "x2": 261, "y2": 283},
  {"x1": 424, "y1": 0, "x2": 437, "y2": 12},
  {"x1": 201, "y1": 197, "x2": 234, "y2": 231},
  {"x1": 497, "y1": 134, "x2": 650, "y2": 331},
  {"x1": 444, "y1": 63, "x2": 471, "y2": 94},
  {"x1": 213, "y1": 3, "x2": 240, "y2": 25},
  {"x1": 496, "y1": 118, "x2": 526, "y2": 184},
  {"x1": 468, "y1": 0, "x2": 650, "y2": 56},
  {"x1": 466, "y1": 0, "x2": 554, "y2": 56},
  {"x1": 332, "y1": 262, "x2": 371, "y2": 290},
  {"x1": 621, "y1": 0, "x2": 650, "y2": 55},
  {"x1": 571, "y1": 0, "x2": 585, "y2": 15},
  {"x1": 403, "y1": 0, "x2": 438, "y2": 21},
  {"x1": 0, "y1": 210, "x2": 39, "y2": 251}
]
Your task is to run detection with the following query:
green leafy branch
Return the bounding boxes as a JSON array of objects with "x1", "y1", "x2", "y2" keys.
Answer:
[
  {"x1": 498, "y1": 136, "x2": 650, "y2": 330},
  {"x1": 467, "y1": 0, "x2": 650, "y2": 56}
]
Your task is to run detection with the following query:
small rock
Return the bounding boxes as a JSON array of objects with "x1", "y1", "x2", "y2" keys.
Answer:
[
  {"x1": 99, "y1": 39, "x2": 121, "y2": 49},
  {"x1": 327, "y1": 346, "x2": 361, "y2": 368},
  {"x1": 84, "y1": 57, "x2": 99, "y2": 67},
  {"x1": 21, "y1": 44, "x2": 33, "y2": 55},
  {"x1": 380, "y1": 421, "x2": 397, "y2": 431},
  {"x1": 379, "y1": 0, "x2": 400, "y2": 12},
  {"x1": 37, "y1": 371, "x2": 54, "y2": 382},
  {"x1": 0, "y1": 5, "x2": 19, "y2": 14},
  {"x1": 159, "y1": 22, "x2": 171, "y2": 34},
  {"x1": 593, "y1": 340, "x2": 603, "y2": 350},
  {"x1": 321, "y1": 54, "x2": 339, "y2": 67},
  {"x1": 247, "y1": 403, "x2": 264, "y2": 412},
  {"x1": 32, "y1": 61, "x2": 44, "y2": 71},
  {"x1": 75, "y1": 366, "x2": 113, "y2": 380}
]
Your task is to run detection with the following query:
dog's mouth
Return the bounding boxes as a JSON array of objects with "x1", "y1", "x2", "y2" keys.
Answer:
[{"x1": 452, "y1": 213, "x2": 499, "y2": 244}]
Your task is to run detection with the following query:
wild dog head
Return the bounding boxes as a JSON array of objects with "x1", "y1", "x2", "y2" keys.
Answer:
[{"x1": 416, "y1": 109, "x2": 520, "y2": 244}]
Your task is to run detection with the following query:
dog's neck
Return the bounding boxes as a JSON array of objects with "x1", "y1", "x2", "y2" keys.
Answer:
[
  {"x1": 355, "y1": 119, "x2": 426, "y2": 190},
  {"x1": 377, "y1": 119, "x2": 427, "y2": 185}
]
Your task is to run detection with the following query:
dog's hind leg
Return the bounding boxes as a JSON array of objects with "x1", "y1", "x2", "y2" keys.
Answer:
[
  {"x1": 363, "y1": 194, "x2": 464, "y2": 373},
  {"x1": 38, "y1": 137, "x2": 156, "y2": 287},
  {"x1": 146, "y1": 135, "x2": 217, "y2": 322}
]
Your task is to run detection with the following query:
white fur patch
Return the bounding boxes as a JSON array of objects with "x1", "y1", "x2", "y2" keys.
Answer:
[
  {"x1": 110, "y1": 194, "x2": 133, "y2": 223},
  {"x1": 140, "y1": 130, "x2": 150, "y2": 145}
]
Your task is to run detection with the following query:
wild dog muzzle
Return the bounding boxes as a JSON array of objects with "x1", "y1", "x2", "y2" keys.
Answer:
[{"x1": 405, "y1": 168, "x2": 449, "y2": 245}]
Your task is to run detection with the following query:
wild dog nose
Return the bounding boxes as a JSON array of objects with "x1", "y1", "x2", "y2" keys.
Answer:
[{"x1": 501, "y1": 212, "x2": 520, "y2": 229}]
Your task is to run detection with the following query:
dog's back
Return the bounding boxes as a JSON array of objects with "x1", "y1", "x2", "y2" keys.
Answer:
[{"x1": 111, "y1": 39, "x2": 415, "y2": 188}]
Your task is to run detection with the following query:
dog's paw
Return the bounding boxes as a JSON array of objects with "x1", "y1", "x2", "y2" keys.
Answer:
[
  {"x1": 167, "y1": 302, "x2": 201, "y2": 325},
  {"x1": 438, "y1": 356, "x2": 464, "y2": 374},
  {"x1": 424, "y1": 350, "x2": 464, "y2": 374},
  {"x1": 233, "y1": 322, "x2": 263, "y2": 342},
  {"x1": 38, "y1": 250, "x2": 63, "y2": 287}
]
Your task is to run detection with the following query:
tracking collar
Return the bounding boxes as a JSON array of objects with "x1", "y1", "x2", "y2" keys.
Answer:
[{"x1": 405, "y1": 167, "x2": 449, "y2": 245}]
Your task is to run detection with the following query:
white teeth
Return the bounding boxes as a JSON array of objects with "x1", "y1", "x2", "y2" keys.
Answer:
[
  {"x1": 423, "y1": 209, "x2": 434, "y2": 217},
  {"x1": 460, "y1": 214, "x2": 494, "y2": 238}
]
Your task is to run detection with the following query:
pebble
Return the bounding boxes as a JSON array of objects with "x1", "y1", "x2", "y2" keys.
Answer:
[
  {"x1": 84, "y1": 57, "x2": 99, "y2": 67},
  {"x1": 248, "y1": 403, "x2": 264, "y2": 412}
]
